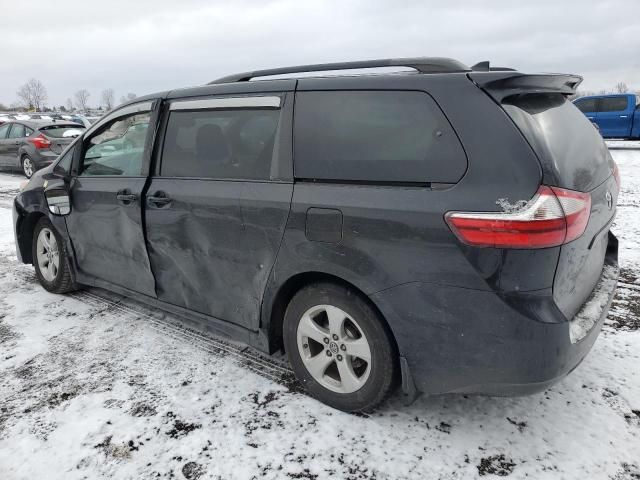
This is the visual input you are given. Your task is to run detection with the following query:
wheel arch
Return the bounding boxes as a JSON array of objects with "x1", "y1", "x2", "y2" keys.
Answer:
[
  {"x1": 17, "y1": 211, "x2": 46, "y2": 264},
  {"x1": 264, "y1": 271, "x2": 399, "y2": 357}
]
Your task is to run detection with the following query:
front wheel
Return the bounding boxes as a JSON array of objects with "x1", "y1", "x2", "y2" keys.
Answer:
[
  {"x1": 32, "y1": 217, "x2": 75, "y2": 293},
  {"x1": 284, "y1": 283, "x2": 398, "y2": 412},
  {"x1": 22, "y1": 155, "x2": 35, "y2": 178}
]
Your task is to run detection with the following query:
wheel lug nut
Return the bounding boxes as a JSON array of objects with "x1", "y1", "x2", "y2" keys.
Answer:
[
  {"x1": 326, "y1": 350, "x2": 332, "y2": 357},
  {"x1": 332, "y1": 334, "x2": 338, "y2": 341},
  {"x1": 323, "y1": 338, "x2": 329, "y2": 344},
  {"x1": 340, "y1": 344, "x2": 346, "y2": 351},
  {"x1": 303, "y1": 344, "x2": 308, "y2": 349},
  {"x1": 337, "y1": 355, "x2": 343, "y2": 361}
]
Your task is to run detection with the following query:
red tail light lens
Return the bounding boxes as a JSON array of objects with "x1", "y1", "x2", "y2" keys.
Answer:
[
  {"x1": 28, "y1": 133, "x2": 51, "y2": 150},
  {"x1": 445, "y1": 186, "x2": 591, "y2": 249}
]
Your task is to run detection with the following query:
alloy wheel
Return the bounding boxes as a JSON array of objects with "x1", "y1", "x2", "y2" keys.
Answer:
[
  {"x1": 22, "y1": 157, "x2": 34, "y2": 178},
  {"x1": 36, "y1": 227, "x2": 59, "y2": 282},
  {"x1": 296, "y1": 304, "x2": 372, "y2": 394}
]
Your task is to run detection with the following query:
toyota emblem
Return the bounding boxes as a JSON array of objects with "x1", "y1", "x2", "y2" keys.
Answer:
[{"x1": 605, "y1": 191, "x2": 613, "y2": 210}]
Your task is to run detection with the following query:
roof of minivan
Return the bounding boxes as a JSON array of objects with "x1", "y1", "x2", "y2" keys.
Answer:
[{"x1": 208, "y1": 57, "x2": 470, "y2": 85}]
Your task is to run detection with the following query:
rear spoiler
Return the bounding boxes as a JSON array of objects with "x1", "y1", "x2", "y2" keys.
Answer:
[{"x1": 468, "y1": 72, "x2": 583, "y2": 102}]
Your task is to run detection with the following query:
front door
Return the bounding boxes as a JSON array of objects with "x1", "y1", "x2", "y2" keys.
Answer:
[
  {"x1": 0, "y1": 123, "x2": 12, "y2": 165},
  {"x1": 66, "y1": 102, "x2": 157, "y2": 296},
  {"x1": 144, "y1": 94, "x2": 293, "y2": 329},
  {"x1": 0, "y1": 123, "x2": 29, "y2": 167}
]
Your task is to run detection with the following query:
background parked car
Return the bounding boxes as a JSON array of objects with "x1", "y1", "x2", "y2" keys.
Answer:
[
  {"x1": 0, "y1": 120, "x2": 84, "y2": 177},
  {"x1": 573, "y1": 93, "x2": 640, "y2": 138},
  {"x1": 0, "y1": 114, "x2": 16, "y2": 125}
]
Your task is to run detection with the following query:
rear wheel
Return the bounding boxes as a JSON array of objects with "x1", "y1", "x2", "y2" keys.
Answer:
[
  {"x1": 284, "y1": 282, "x2": 397, "y2": 412},
  {"x1": 21, "y1": 155, "x2": 35, "y2": 178},
  {"x1": 32, "y1": 217, "x2": 75, "y2": 293}
]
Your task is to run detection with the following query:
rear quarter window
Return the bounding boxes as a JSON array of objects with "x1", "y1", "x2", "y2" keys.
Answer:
[{"x1": 293, "y1": 90, "x2": 467, "y2": 183}]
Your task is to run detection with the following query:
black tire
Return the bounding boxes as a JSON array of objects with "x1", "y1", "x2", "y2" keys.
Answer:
[
  {"x1": 284, "y1": 282, "x2": 398, "y2": 412},
  {"x1": 32, "y1": 217, "x2": 75, "y2": 294},
  {"x1": 21, "y1": 155, "x2": 35, "y2": 179}
]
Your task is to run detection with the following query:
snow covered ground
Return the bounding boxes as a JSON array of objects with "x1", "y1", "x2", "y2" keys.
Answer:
[{"x1": 0, "y1": 146, "x2": 639, "y2": 479}]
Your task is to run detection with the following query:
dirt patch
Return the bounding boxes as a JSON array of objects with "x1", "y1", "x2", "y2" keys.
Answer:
[
  {"x1": 477, "y1": 454, "x2": 516, "y2": 476},
  {"x1": 165, "y1": 413, "x2": 201, "y2": 439},
  {"x1": 131, "y1": 402, "x2": 157, "y2": 417},
  {"x1": 181, "y1": 461, "x2": 205, "y2": 479},
  {"x1": 94, "y1": 436, "x2": 139, "y2": 460}
]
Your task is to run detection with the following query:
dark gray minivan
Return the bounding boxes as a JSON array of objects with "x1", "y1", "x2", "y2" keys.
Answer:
[{"x1": 13, "y1": 58, "x2": 619, "y2": 411}]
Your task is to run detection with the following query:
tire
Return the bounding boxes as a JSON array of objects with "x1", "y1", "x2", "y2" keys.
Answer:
[
  {"x1": 284, "y1": 282, "x2": 398, "y2": 412},
  {"x1": 32, "y1": 217, "x2": 75, "y2": 294},
  {"x1": 21, "y1": 155, "x2": 35, "y2": 179}
]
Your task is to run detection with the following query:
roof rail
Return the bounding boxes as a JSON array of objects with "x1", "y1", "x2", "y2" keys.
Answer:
[{"x1": 209, "y1": 57, "x2": 469, "y2": 84}]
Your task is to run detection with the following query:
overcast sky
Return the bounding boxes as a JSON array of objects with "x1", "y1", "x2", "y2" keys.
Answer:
[{"x1": 1, "y1": 0, "x2": 639, "y2": 108}]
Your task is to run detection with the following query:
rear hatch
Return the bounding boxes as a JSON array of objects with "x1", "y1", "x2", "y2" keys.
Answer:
[
  {"x1": 39, "y1": 124, "x2": 85, "y2": 154},
  {"x1": 471, "y1": 72, "x2": 619, "y2": 320}
]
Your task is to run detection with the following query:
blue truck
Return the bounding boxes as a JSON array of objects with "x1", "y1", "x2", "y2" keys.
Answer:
[{"x1": 573, "y1": 93, "x2": 640, "y2": 138}]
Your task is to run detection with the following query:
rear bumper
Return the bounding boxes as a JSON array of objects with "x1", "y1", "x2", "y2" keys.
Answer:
[{"x1": 370, "y1": 232, "x2": 619, "y2": 396}]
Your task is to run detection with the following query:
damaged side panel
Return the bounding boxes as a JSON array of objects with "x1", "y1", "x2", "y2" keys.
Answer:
[{"x1": 144, "y1": 179, "x2": 293, "y2": 330}]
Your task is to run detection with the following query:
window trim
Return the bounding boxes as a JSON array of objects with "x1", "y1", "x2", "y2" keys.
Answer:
[{"x1": 169, "y1": 96, "x2": 281, "y2": 111}]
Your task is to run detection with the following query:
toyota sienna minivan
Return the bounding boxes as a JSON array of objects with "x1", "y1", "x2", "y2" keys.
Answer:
[{"x1": 12, "y1": 57, "x2": 619, "y2": 411}]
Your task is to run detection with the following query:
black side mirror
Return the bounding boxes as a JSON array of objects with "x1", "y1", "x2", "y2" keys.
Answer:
[{"x1": 44, "y1": 187, "x2": 71, "y2": 216}]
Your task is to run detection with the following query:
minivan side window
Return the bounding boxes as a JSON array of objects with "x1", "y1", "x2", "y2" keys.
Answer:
[
  {"x1": 294, "y1": 91, "x2": 467, "y2": 183},
  {"x1": 599, "y1": 97, "x2": 629, "y2": 112},
  {"x1": 80, "y1": 111, "x2": 151, "y2": 176},
  {"x1": 161, "y1": 108, "x2": 280, "y2": 180},
  {"x1": 0, "y1": 124, "x2": 10, "y2": 139},
  {"x1": 574, "y1": 98, "x2": 597, "y2": 113}
]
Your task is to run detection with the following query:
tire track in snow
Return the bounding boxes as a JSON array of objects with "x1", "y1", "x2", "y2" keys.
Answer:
[
  {"x1": 66, "y1": 289, "x2": 300, "y2": 391},
  {"x1": 9, "y1": 266, "x2": 300, "y2": 392}
]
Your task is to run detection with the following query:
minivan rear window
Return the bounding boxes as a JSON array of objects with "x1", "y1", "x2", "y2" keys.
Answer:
[
  {"x1": 503, "y1": 93, "x2": 612, "y2": 192},
  {"x1": 294, "y1": 91, "x2": 467, "y2": 184}
]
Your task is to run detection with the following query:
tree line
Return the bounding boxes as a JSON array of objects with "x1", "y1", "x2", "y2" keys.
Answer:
[
  {"x1": 572, "y1": 82, "x2": 640, "y2": 99},
  {"x1": 0, "y1": 78, "x2": 137, "y2": 112}
]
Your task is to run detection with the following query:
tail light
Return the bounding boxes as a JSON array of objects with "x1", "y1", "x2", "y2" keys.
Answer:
[
  {"x1": 445, "y1": 186, "x2": 591, "y2": 249},
  {"x1": 28, "y1": 133, "x2": 51, "y2": 150}
]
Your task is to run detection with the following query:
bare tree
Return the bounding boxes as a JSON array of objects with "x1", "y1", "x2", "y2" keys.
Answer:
[
  {"x1": 101, "y1": 88, "x2": 115, "y2": 111},
  {"x1": 74, "y1": 89, "x2": 91, "y2": 112},
  {"x1": 615, "y1": 82, "x2": 629, "y2": 93},
  {"x1": 16, "y1": 78, "x2": 48, "y2": 111}
]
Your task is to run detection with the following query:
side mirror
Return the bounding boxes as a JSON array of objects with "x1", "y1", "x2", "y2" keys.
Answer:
[{"x1": 45, "y1": 188, "x2": 71, "y2": 216}]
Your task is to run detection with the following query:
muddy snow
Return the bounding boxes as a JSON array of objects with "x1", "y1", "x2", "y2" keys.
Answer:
[{"x1": 1, "y1": 144, "x2": 639, "y2": 479}]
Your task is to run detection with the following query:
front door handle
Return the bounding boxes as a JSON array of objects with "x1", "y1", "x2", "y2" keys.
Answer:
[
  {"x1": 116, "y1": 190, "x2": 138, "y2": 204},
  {"x1": 147, "y1": 191, "x2": 172, "y2": 208}
]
